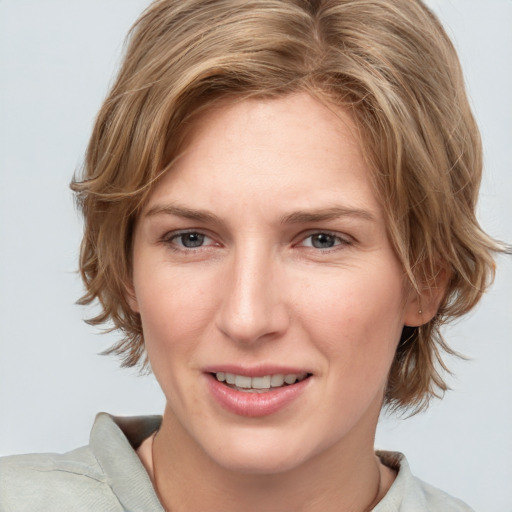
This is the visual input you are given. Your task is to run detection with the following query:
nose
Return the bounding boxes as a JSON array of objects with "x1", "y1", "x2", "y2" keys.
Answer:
[{"x1": 215, "y1": 243, "x2": 290, "y2": 345}]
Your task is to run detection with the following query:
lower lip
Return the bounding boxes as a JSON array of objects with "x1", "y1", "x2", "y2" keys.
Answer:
[{"x1": 206, "y1": 374, "x2": 311, "y2": 417}]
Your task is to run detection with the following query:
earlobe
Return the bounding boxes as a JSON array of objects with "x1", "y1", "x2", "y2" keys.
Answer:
[
  {"x1": 125, "y1": 282, "x2": 140, "y2": 313},
  {"x1": 403, "y1": 297, "x2": 429, "y2": 327},
  {"x1": 403, "y1": 267, "x2": 450, "y2": 327}
]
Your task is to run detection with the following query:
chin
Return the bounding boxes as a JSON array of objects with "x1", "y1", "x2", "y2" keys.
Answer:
[{"x1": 203, "y1": 430, "x2": 320, "y2": 475}]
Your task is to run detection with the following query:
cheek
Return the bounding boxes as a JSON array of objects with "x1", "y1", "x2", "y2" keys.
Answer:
[
  {"x1": 296, "y1": 265, "x2": 405, "y2": 368},
  {"x1": 133, "y1": 266, "x2": 218, "y2": 358}
]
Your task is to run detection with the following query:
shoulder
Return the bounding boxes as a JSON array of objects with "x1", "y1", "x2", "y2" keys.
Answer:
[
  {"x1": 375, "y1": 451, "x2": 475, "y2": 512},
  {"x1": 0, "y1": 446, "x2": 122, "y2": 512},
  {"x1": 414, "y1": 478, "x2": 475, "y2": 511},
  {"x1": 0, "y1": 413, "x2": 163, "y2": 512}
]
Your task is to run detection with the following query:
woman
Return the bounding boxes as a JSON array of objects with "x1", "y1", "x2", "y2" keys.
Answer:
[{"x1": 0, "y1": 0, "x2": 508, "y2": 510}]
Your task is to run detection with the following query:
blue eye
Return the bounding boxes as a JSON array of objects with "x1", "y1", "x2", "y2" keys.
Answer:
[
  {"x1": 179, "y1": 233, "x2": 205, "y2": 248},
  {"x1": 169, "y1": 232, "x2": 208, "y2": 248},
  {"x1": 311, "y1": 233, "x2": 337, "y2": 249},
  {"x1": 302, "y1": 233, "x2": 346, "y2": 249}
]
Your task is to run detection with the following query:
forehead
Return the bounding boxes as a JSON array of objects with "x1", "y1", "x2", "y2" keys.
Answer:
[{"x1": 145, "y1": 92, "x2": 382, "y2": 222}]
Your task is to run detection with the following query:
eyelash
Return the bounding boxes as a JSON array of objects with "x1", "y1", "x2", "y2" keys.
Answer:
[
  {"x1": 161, "y1": 230, "x2": 218, "y2": 252},
  {"x1": 297, "y1": 231, "x2": 352, "y2": 251},
  {"x1": 161, "y1": 229, "x2": 353, "y2": 254}
]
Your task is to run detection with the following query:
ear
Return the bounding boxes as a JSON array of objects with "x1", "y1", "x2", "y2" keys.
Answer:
[
  {"x1": 403, "y1": 266, "x2": 451, "y2": 327},
  {"x1": 124, "y1": 280, "x2": 140, "y2": 313}
]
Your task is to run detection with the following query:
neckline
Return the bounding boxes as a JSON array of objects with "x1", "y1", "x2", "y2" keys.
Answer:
[{"x1": 90, "y1": 413, "x2": 409, "y2": 512}]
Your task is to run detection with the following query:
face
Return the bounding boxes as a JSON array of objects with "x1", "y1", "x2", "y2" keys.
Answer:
[{"x1": 129, "y1": 93, "x2": 419, "y2": 474}]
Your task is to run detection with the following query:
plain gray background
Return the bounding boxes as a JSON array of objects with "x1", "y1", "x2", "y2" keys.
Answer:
[{"x1": 0, "y1": 1, "x2": 511, "y2": 510}]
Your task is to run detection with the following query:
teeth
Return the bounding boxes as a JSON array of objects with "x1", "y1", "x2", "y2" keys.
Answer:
[
  {"x1": 270, "y1": 374, "x2": 284, "y2": 387},
  {"x1": 215, "y1": 372, "x2": 308, "y2": 390},
  {"x1": 234, "y1": 375, "x2": 252, "y2": 388},
  {"x1": 284, "y1": 374, "x2": 297, "y2": 384},
  {"x1": 252, "y1": 376, "x2": 271, "y2": 389}
]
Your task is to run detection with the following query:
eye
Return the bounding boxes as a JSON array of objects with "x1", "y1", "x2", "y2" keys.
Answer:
[
  {"x1": 164, "y1": 231, "x2": 214, "y2": 249},
  {"x1": 177, "y1": 232, "x2": 206, "y2": 248},
  {"x1": 300, "y1": 232, "x2": 349, "y2": 250}
]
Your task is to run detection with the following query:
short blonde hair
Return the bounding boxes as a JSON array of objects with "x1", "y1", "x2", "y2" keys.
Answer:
[{"x1": 72, "y1": 0, "x2": 507, "y2": 412}]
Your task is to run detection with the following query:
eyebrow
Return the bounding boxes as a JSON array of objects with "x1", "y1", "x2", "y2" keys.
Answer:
[
  {"x1": 145, "y1": 205, "x2": 219, "y2": 223},
  {"x1": 280, "y1": 207, "x2": 376, "y2": 224},
  {"x1": 145, "y1": 204, "x2": 376, "y2": 224}
]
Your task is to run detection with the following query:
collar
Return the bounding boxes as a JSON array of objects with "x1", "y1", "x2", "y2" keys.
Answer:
[{"x1": 89, "y1": 412, "x2": 164, "y2": 511}]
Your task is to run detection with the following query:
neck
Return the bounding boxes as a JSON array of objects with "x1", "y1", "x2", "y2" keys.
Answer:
[{"x1": 139, "y1": 407, "x2": 394, "y2": 512}]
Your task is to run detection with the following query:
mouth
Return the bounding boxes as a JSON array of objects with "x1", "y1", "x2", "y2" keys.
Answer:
[
  {"x1": 205, "y1": 368, "x2": 313, "y2": 416},
  {"x1": 211, "y1": 372, "x2": 312, "y2": 393}
]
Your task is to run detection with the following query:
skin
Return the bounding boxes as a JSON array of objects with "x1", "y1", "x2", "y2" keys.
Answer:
[{"x1": 129, "y1": 92, "x2": 435, "y2": 511}]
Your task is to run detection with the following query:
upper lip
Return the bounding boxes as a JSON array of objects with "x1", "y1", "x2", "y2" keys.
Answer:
[{"x1": 203, "y1": 364, "x2": 313, "y2": 377}]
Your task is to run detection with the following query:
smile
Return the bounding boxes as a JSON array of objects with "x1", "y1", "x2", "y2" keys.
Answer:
[
  {"x1": 214, "y1": 372, "x2": 309, "y2": 392},
  {"x1": 206, "y1": 369, "x2": 313, "y2": 416}
]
